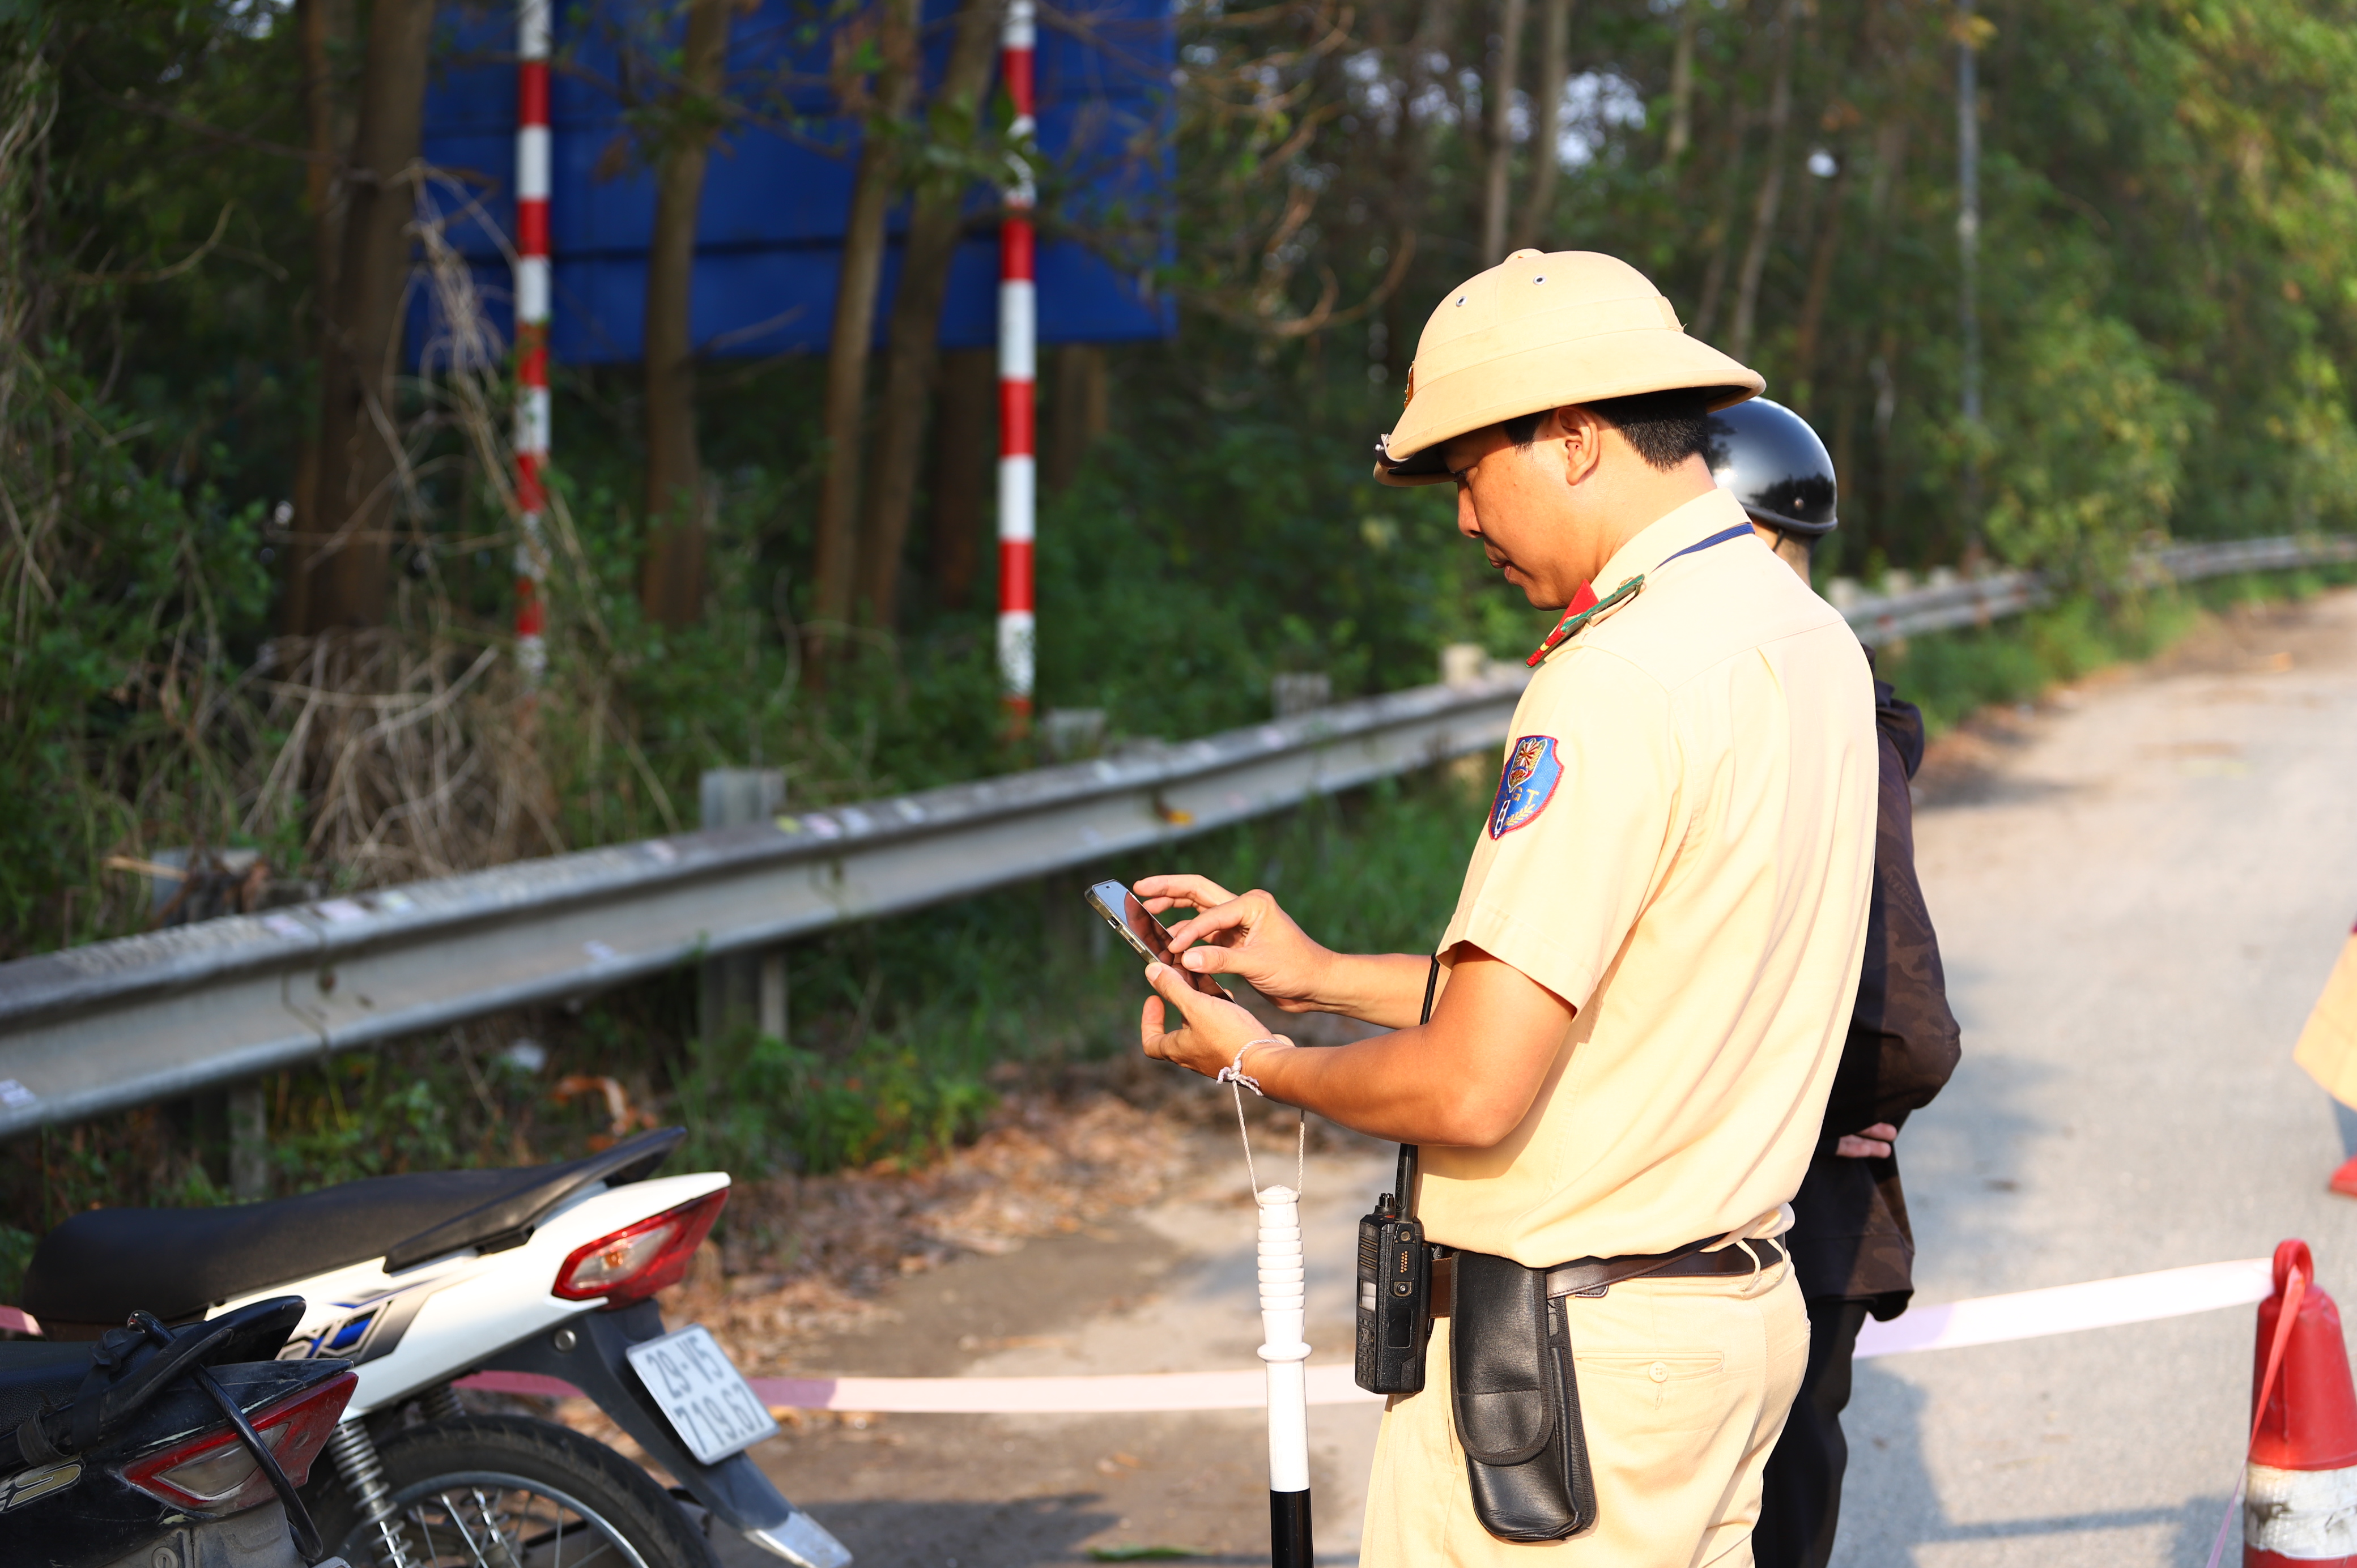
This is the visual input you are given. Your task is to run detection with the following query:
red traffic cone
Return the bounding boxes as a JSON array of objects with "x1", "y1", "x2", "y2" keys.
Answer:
[{"x1": 2246, "y1": 1241, "x2": 2357, "y2": 1566}]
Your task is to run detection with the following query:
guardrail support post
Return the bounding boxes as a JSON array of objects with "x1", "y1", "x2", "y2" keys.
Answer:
[
  {"x1": 699, "y1": 770, "x2": 789, "y2": 1044},
  {"x1": 228, "y1": 1081, "x2": 269, "y2": 1200}
]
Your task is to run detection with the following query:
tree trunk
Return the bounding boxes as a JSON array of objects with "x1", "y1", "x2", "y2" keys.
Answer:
[
  {"x1": 852, "y1": 0, "x2": 1004, "y2": 632},
  {"x1": 1791, "y1": 150, "x2": 1850, "y2": 404},
  {"x1": 809, "y1": 0, "x2": 921, "y2": 654},
  {"x1": 1043, "y1": 345, "x2": 1107, "y2": 496},
  {"x1": 300, "y1": 0, "x2": 433, "y2": 633},
  {"x1": 1728, "y1": 0, "x2": 1800, "y2": 363},
  {"x1": 1383, "y1": 0, "x2": 1448, "y2": 381},
  {"x1": 1509, "y1": 0, "x2": 1571, "y2": 252},
  {"x1": 1689, "y1": 98, "x2": 1748, "y2": 338},
  {"x1": 639, "y1": 0, "x2": 733, "y2": 629},
  {"x1": 298, "y1": 0, "x2": 356, "y2": 287},
  {"x1": 1454, "y1": 0, "x2": 1487, "y2": 240},
  {"x1": 1665, "y1": 1, "x2": 1697, "y2": 164},
  {"x1": 285, "y1": 0, "x2": 357, "y2": 634},
  {"x1": 929, "y1": 347, "x2": 994, "y2": 608},
  {"x1": 1479, "y1": 0, "x2": 1528, "y2": 263}
]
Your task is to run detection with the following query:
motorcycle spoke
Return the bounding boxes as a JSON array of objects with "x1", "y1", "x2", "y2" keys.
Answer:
[
  {"x1": 395, "y1": 1483, "x2": 635, "y2": 1568},
  {"x1": 420, "y1": 1486, "x2": 516, "y2": 1568}
]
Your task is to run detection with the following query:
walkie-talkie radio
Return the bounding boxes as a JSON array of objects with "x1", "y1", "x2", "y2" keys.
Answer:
[
  {"x1": 1356, "y1": 1145, "x2": 1432, "y2": 1393},
  {"x1": 1355, "y1": 956, "x2": 1443, "y2": 1395}
]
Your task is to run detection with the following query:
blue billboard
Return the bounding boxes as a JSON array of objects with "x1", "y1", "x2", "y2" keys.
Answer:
[{"x1": 415, "y1": 0, "x2": 1175, "y2": 367}]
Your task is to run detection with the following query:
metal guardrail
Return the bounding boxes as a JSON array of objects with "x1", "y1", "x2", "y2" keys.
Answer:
[
  {"x1": 1, "y1": 531, "x2": 2349, "y2": 1139},
  {"x1": 2154, "y1": 534, "x2": 2357, "y2": 581},
  {"x1": 1836, "y1": 568, "x2": 2046, "y2": 644},
  {"x1": 1830, "y1": 533, "x2": 2357, "y2": 645},
  {"x1": 0, "y1": 672, "x2": 1529, "y2": 1137}
]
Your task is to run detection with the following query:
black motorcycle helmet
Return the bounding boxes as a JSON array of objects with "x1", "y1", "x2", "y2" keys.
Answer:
[{"x1": 1705, "y1": 397, "x2": 1836, "y2": 536}]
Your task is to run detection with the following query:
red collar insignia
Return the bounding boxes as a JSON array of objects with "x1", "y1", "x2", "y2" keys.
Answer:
[{"x1": 1525, "y1": 576, "x2": 1642, "y2": 667}]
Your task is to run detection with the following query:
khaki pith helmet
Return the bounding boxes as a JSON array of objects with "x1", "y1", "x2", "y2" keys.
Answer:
[{"x1": 1373, "y1": 249, "x2": 1765, "y2": 486}]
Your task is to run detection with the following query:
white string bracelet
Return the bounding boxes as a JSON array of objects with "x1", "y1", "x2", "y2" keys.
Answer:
[{"x1": 1217, "y1": 1037, "x2": 1280, "y2": 1097}]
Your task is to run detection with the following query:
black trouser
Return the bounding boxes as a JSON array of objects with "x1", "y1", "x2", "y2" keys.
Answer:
[{"x1": 1754, "y1": 1296, "x2": 1872, "y2": 1568}]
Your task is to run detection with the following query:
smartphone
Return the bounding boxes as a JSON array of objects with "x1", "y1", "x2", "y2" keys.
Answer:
[{"x1": 1083, "y1": 880, "x2": 1229, "y2": 997}]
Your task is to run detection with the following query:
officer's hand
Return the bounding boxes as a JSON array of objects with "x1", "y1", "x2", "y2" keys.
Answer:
[
  {"x1": 1133, "y1": 873, "x2": 1238, "y2": 917},
  {"x1": 1140, "y1": 961, "x2": 1290, "y2": 1081},
  {"x1": 1835, "y1": 1123, "x2": 1897, "y2": 1158},
  {"x1": 1133, "y1": 877, "x2": 1335, "y2": 1013}
]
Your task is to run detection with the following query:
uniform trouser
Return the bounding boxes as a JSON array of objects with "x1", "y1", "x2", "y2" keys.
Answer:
[
  {"x1": 1360, "y1": 1256, "x2": 1807, "y2": 1567},
  {"x1": 1752, "y1": 1297, "x2": 1873, "y2": 1568}
]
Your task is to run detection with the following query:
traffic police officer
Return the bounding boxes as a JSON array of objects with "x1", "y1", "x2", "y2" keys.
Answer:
[
  {"x1": 1712, "y1": 398, "x2": 1964, "y2": 1568},
  {"x1": 1129, "y1": 250, "x2": 1879, "y2": 1564}
]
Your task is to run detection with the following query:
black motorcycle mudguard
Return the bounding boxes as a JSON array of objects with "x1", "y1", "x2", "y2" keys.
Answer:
[{"x1": 480, "y1": 1301, "x2": 794, "y2": 1533}]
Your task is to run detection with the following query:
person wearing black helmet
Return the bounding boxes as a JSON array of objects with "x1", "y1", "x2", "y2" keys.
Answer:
[{"x1": 1714, "y1": 399, "x2": 1964, "y2": 1568}]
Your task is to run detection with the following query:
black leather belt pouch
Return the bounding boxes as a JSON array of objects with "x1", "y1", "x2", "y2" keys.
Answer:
[{"x1": 1449, "y1": 1250, "x2": 1597, "y2": 1542}]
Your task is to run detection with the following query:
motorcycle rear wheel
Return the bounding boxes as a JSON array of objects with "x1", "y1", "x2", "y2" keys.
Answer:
[{"x1": 312, "y1": 1413, "x2": 722, "y2": 1568}]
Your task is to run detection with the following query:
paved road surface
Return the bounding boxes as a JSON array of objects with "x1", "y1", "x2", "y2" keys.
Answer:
[
  {"x1": 735, "y1": 1128, "x2": 1392, "y2": 1566},
  {"x1": 732, "y1": 589, "x2": 2357, "y2": 1566},
  {"x1": 1833, "y1": 592, "x2": 2357, "y2": 1565}
]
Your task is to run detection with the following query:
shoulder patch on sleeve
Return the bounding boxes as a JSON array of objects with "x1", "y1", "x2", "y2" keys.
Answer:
[{"x1": 1489, "y1": 735, "x2": 1564, "y2": 838}]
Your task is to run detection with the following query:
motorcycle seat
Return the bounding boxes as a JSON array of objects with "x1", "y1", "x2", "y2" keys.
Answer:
[{"x1": 20, "y1": 1127, "x2": 684, "y2": 1334}]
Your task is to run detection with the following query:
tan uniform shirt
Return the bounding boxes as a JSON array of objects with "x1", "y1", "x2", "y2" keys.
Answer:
[
  {"x1": 2295, "y1": 931, "x2": 2357, "y2": 1107},
  {"x1": 1426, "y1": 487, "x2": 1878, "y2": 1267}
]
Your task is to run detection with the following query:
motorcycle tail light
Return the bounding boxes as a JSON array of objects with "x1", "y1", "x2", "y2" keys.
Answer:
[
  {"x1": 553, "y1": 1187, "x2": 729, "y2": 1308},
  {"x1": 122, "y1": 1368, "x2": 356, "y2": 1516}
]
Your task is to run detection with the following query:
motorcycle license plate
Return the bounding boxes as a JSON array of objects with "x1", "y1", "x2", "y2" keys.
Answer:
[{"x1": 624, "y1": 1324, "x2": 780, "y2": 1465}]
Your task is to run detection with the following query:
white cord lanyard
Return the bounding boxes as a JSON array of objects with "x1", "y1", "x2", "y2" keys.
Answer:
[{"x1": 1219, "y1": 1038, "x2": 1305, "y2": 1201}]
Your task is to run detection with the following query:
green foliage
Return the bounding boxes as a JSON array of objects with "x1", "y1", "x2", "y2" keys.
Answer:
[
  {"x1": 1977, "y1": 293, "x2": 2198, "y2": 588},
  {"x1": 0, "y1": 1224, "x2": 31, "y2": 1303},
  {"x1": 0, "y1": 14, "x2": 295, "y2": 949},
  {"x1": 678, "y1": 1029, "x2": 998, "y2": 1175},
  {"x1": 265, "y1": 1053, "x2": 461, "y2": 1189},
  {"x1": 0, "y1": 385, "x2": 282, "y2": 949},
  {"x1": 1029, "y1": 393, "x2": 1526, "y2": 739}
]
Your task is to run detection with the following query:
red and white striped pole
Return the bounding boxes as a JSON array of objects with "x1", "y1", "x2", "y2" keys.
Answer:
[
  {"x1": 514, "y1": 0, "x2": 553, "y2": 685},
  {"x1": 995, "y1": 0, "x2": 1037, "y2": 731}
]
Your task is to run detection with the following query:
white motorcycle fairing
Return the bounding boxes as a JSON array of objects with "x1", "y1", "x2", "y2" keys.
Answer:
[{"x1": 217, "y1": 1171, "x2": 729, "y2": 1417}]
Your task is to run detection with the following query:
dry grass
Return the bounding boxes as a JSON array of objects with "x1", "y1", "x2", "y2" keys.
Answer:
[
  {"x1": 245, "y1": 632, "x2": 561, "y2": 883},
  {"x1": 31, "y1": 174, "x2": 666, "y2": 928}
]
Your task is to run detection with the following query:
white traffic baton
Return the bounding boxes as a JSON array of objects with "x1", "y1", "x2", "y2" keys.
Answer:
[
  {"x1": 1216, "y1": 1038, "x2": 1315, "y2": 1567},
  {"x1": 1257, "y1": 1182, "x2": 1313, "y2": 1566}
]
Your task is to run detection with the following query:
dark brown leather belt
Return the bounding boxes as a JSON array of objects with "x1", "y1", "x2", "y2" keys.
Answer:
[{"x1": 1430, "y1": 1235, "x2": 1786, "y2": 1316}]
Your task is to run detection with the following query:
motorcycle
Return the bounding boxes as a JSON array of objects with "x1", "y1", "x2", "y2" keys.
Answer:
[
  {"x1": 2, "y1": 1294, "x2": 356, "y2": 1568},
  {"x1": 15, "y1": 1128, "x2": 849, "y2": 1568}
]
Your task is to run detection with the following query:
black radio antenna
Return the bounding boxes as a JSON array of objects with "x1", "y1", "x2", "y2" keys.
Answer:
[{"x1": 1394, "y1": 953, "x2": 1442, "y2": 1208}]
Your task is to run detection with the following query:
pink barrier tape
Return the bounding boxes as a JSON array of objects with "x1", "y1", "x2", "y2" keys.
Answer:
[
  {"x1": 458, "y1": 1364, "x2": 1376, "y2": 1412},
  {"x1": 461, "y1": 1370, "x2": 579, "y2": 1400},
  {"x1": 453, "y1": 1258, "x2": 2277, "y2": 1416},
  {"x1": 772, "y1": 1364, "x2": 1379, "y2": 1414},
  {"x1": 1853, "y1": 1257, "x2": 2273, "y2": 1358}
]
